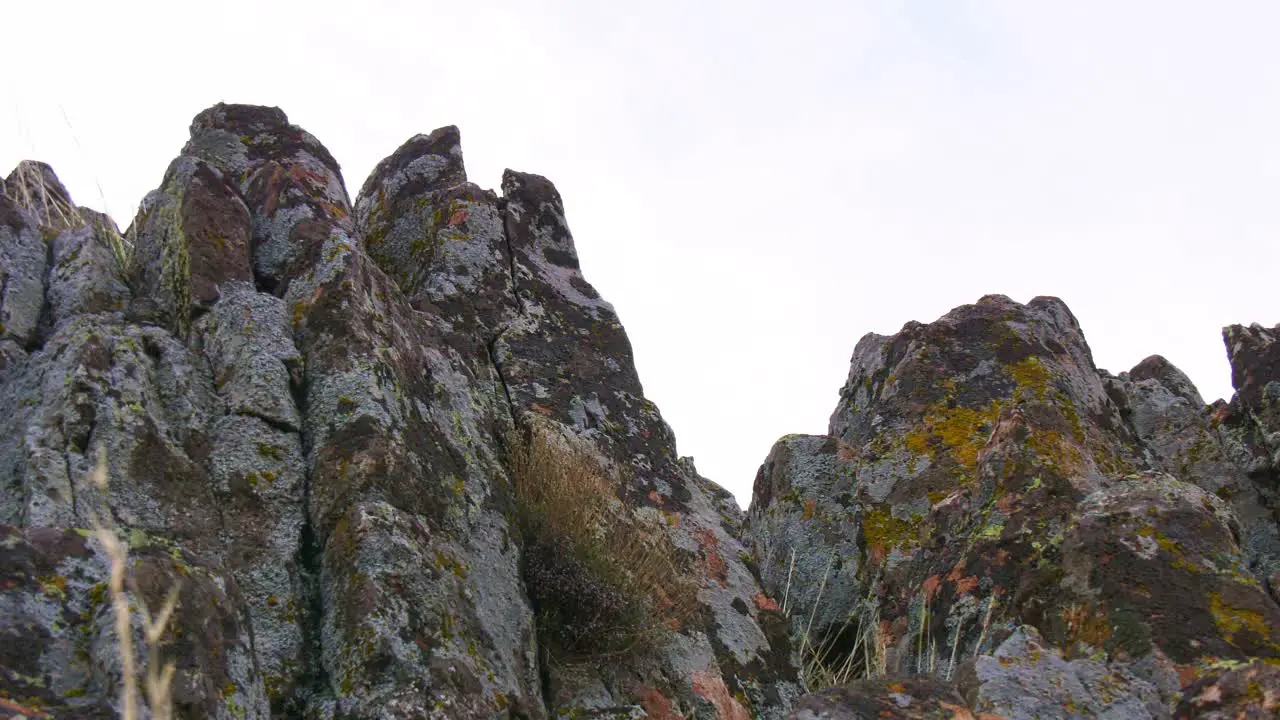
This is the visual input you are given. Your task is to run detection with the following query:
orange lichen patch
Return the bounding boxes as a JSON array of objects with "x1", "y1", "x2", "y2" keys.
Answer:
[
  {"x1": 633, "y1": 685, "x2": 684, "y2": 720},
  {"x1": 923, "y1": 574, "x2": 942, "y2": 599},
  {"x1": 288, "y1": 164, "x2": 329, "y2": 186},
  {"x1": 691, "y1": 670, "x2": 750, "y2": 720},
  {"x1": 1062, "y1": 604, "x2": 1112, "y2": 648},
  {"x1": 995, "y1": 493, "x2": 1019, "y2": 513},
  {"x1": 696, "y1": 529, "x2": 729, "y2": 586},
  {"x1": 802, "y1": 498, "x2": 817, "y2": 520},
  {"x1": 648, "y1": 489, "x2": 665, "y2": 506},
  {"x1": 753, "y1": 592, "x2": 781, "y2": 612},
  {"x1": 946, "y1": 561, "x2": 968, "y2": 584},
  {"x1": 1176, "y1": 664, "x2": 1205, "y2": 687},
  {"x1": 954, "y1": 575, "x2": 980, "y2": 596},
  {"x1": 1190, "y1": 683, "x2": 1223, "y2": 706},
  {"x1": 260, "y1": 163, "x2": 286, "y2": 215},
  {"x1": 939, "y1": 702, "x2": 1003, "y2": 720},
  {"x1": 869, "y1": 545, "x2": 887, "y2": 564},
  {"x1": 447, "y1": 208, "x2": 470, "y2": 226}
]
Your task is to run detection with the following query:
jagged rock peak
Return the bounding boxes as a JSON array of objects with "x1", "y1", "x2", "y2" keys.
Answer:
[
  {"x1": 356, "y1": 124, "x2": 466, "y2": 202},
  {"x1": 0, "y1": 103, "x2": 799, "y2": 720},
  {"x1": 748, "y1": 294, "x2": 1280, "y2": 719},
  {"x1": 186, "y1": 102, "x2": 344, "y2": 183},
  {"x1": 1126, "y1": 354, "x2": 1204, "y2": 405},
  {"x1": 2, "y1": 160, "x2": 79, "y2": 231},
  {"x1": 1225, "y1": 322, "x2": 1280, "y2": 406}
]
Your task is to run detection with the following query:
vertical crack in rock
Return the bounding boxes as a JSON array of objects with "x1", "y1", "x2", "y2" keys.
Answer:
[{"x1": 496, "y1": 197, "x2": 527, "y2": 316}]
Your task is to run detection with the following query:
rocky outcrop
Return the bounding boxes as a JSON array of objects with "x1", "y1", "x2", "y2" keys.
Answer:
[
  {"x1": 0, "y1": 104, "x2": 798, "y2": 719},
  {"x1": 4, "y1": 103, "x2": 1277, "y2": 720},
  {"x1": 748, "y1": 295, "x2": 1280, "y2": 718}
]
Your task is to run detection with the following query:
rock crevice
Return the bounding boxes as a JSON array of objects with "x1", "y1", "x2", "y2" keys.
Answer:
[{"x1": 1, "y1": 104, "x2": 799, "y2": 720}]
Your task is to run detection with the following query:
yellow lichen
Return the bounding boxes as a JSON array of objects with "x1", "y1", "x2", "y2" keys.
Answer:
[
  {"x1": 1209, "y1": 592, "x2": 1272, "y2": 646},
  {"x1": 862, "y1": 506, "x2": 923, "y2": 554},
  {"x1": 1009, "y1": 356, "x2": 1054, "y2": 401},
  {"x1": 904, "y1": 401, "x2": 1001, "y2": 471}
]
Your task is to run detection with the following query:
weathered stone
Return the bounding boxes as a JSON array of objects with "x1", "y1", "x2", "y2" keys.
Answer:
[
  {"x1": 194, "y1": 281, "x2": 302, "y2": 430},
  {"x1": 1104, "y1": 355, "x2": 1280, "y2": 596},
  {"x1": 0, "y1": 524, "x2": 268, "y2": 719},
  {"x1": 184, "y1": 103, "x2": 352, "y2": 296},
  {"x1": 746, "y1": 435, "x2": 862, "y2": 644},
  {"x1": 187, "y1": 106, "x2": 549, "y2": 717},
  {"x1": 44, "y1": 209, "x2": 131, "y2": 328},
  {"x1": 2, "y1": 160, "x2": 79, "y2": 232},
  {"x1": 128, "y1": 156, "x2": 253, "y2": 338},
  {"x1": 749, "y1": 295, "x2": 1147, "y2": 681},
  {"x1": 957, "y1": 626, "x2": 1165, "y2": 719},
  {"x1": 750, "y1": 294, "x2": 1280, "y2": 718},
  {"x1": 0, "y1": 315, "x2": 221, "y2": 546},
  {"x1": 0, "y1": 193, "x2": 48, "y2": 348},
  {"x1": 786, "y1": 676, "x2": 970, "y2": 719},
  {"x1": 1173, "y1": 661, "x2": 1280, "y2": 719},
  {"x1": 496, "y1": 168, "x2": 801, "y2": 718},
  {"x1": 194, "y1": 281, "x2": 308, "y2": 705},
  {"x1": 1058, "y1": 475, "x2": 1280, "y2": 665}
]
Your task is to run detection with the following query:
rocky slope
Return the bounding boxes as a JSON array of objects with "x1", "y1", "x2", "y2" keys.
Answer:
[
  {"x1": 747, "y1": 295, "x2": 1280, "y2": 718},
  {"x1": 2, "y1": 104, "x2": 1277, "y2": 720},
  {"x1": 0, "y1": 104, "x2": 798, "y2": 719}
]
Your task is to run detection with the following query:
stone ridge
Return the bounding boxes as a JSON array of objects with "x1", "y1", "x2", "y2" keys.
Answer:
[
  {"x1": 6, "y1": 102, "x2": 1277, "y2": 719},
  {"x1": 0, "y1": 103, "x2": 799, "y2": 719},
  {"x1": 746, "y1": 294, "x2": 1280, "y2": 718}
]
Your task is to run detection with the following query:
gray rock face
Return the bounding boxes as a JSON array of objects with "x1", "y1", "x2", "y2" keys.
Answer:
[
  {"x1": 9, "y1": 102, "x2": 1277, "y2": 720},
  {"x1": 748, "y1": 296, "x2": 1280, "y2": 719},
  {"x1": 1103, "y1": 355, "x2": 1280, "y2": 601},
  {"x1": 128, "y1": 156, "x2": 254, "y2": 338},
  {"x1": 0, "y1": 194, "x2": 49, "y2": 349},
  {"x1": 958, "y1": 626, "x2": 1164, "y2": 719},
  {"x1": 0, "y1": 524, "x2": 267, "y2": 719},
  {"x1": 1, "y1": 104, "x2": 797, "y2": 719}
]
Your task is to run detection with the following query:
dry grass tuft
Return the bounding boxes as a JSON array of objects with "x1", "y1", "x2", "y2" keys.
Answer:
[
  {"x1": 784, "y1": 553, "x2": 1001, "y2": 692},
  {"x1": 86, "y1": 447, "x2": 179, "y2": 720},
  {"x1": 3, "y1": 159, "x2": 135, "y2": 278},
  {"x1": 508, "y1": 421, "x2": 698, "y2": 661}
]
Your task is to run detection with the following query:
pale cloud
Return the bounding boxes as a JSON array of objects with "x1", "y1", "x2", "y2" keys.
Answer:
[{"x1": 5, "y1": 1, "x2": 1278, "y2": 504}]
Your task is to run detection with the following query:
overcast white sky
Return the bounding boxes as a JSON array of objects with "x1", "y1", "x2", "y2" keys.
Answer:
[{"x1": 6, "y1": 1, "x2": 1280, "y2": 506}]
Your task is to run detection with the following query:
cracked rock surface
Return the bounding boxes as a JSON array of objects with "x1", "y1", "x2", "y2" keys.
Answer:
[{"x1": 0, "y1": 104, "x2": 798, "y2": 719}]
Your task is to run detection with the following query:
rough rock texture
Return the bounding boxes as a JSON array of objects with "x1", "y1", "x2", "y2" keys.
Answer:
[
  {"x1": 748, "y1": 295, "x2": 1280, "y2": 718},
  {"x1": 786, "y1": 677, "x2": 969, "y2": 719},
  {"x1": 1173, "y1": 661, "x2": 1280, "y2": 719},
  {"x1": 956, "y1": 626, "x2": 1165, "y2": 719},
  {"x1": 1, "y1": 104, "x2": 798, "y2": 719},
  {"x1": 6, "y1": 103, "x2": 1278, "y2": 719}
]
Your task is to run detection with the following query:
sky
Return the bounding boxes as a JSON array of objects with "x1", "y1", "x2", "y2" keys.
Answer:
[{"x1": 6, "y1": 1, "x2": 1280, "y2": 507}]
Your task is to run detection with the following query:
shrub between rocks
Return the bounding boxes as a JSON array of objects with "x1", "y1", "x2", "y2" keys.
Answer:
[{"x1": 508, "y1": 422, "x2": 696, "y2": 661}]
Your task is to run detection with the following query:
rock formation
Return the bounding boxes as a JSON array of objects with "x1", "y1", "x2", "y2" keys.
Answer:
[
  {"x1": 1, "y1": 104, "x2": 1277, "y2": 719},
  {"x1": 747, "y1": 295, "x2": 1280, "y2": 718},
  {"x1": 0, "y1": 105, "x2": 798, "y2": 719}
]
